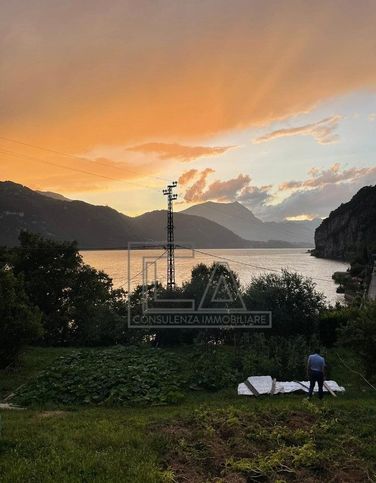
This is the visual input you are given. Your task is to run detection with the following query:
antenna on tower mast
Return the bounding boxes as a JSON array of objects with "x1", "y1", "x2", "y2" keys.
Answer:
[{"x1": 163, "y1": 181, "x2": 178, "y2": 290}]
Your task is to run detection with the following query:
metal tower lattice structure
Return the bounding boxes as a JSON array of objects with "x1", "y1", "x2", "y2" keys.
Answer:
[{"x1": 163, "y1": 181, "x2": 178, "y2": 290}]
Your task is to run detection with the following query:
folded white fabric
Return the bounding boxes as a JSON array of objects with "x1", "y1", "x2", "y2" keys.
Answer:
[{"x1": 238, "y1": 376, "x2": 345, "y2": 396}]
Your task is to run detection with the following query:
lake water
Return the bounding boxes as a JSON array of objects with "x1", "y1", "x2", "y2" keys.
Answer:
[{"x1": 82, "y1": 248, "x2": 349, "y2": 305}]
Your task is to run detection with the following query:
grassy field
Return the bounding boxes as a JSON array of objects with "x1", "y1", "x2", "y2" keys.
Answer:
[{"x1": 1, "y1": 347, "x2": 375, "y2": 482}]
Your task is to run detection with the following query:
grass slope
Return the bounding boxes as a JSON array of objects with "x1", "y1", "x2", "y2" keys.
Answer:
[{"x1": 0, "y1": 347, "x2": 375, "y2": 482}]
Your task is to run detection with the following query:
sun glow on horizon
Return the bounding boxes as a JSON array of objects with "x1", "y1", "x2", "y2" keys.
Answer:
[{"x1": 1, "y1": 1, "x2": 376, "y2": 219}]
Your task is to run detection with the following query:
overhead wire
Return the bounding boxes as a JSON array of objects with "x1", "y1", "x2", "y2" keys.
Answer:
[
  {"x1": 0, "y1": 146, "x2": 162, "y2": 192},
  {"x1": 127, "y1": 249, "x2": 168, "y2": 286},
  {"x1": 175, "y1": 244, "x2": 334, "y2": 284},
  {"x1": 0, "y1": 136, "x2": 316, "y2": 240},
  {"x1": 0, "y1": 135, "x2": 171, "y2": 183},
  {"x1": 1, "y1": 138, "x2": 330, "y2": 285}
]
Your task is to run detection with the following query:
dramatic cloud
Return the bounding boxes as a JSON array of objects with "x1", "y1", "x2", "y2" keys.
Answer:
[
  {"x1": 259, "y1": 164, "x2": 376, "y2": 220},
  {"x1": 199, "y1": 175, "x2": 252, "y2": 202},
  {"x1": 260, "y1": 180, "x2": 375, "y2": 221},
  {"x1": 237, "y1": 185, "x2": 272, "y2": 206},
  {"x1": 278, "y1": 163, "x2": 376, "y2": 191},
  {"x1": 184, "y1": 168, "x2": 215, "y2": 203},
  {"x1": 181, "y1": 169, "x2": 271, "y2": 207},
  {"x1": 2, "y1": 0, "x2": 376, "y2": 158},
  {"x1": 254, "y1": 116, "x2": 342, "y2": 145},
  {"x1": 180, "y1": 163, "x2": 376, "y2": 222},
  {"x1": 178, "y1": 169, "x2": 198, "y2": 186},
  {"x1": 127, "y1": 143, "x2": 234, "y2": 162},
  {"x1": 1, "y1": 0, "x2": 376, "y2": 214}
]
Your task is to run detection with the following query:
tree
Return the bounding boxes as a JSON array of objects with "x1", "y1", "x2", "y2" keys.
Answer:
[
  {"x1": 243, "y1": 270, "x2": 326, "y2": 337},
  {"x1": 183, "y1": 262, "x2": 242, "y2": 311},
  {"x1": 10, "y1": 232, "x2": 82, "y2": 344},
  {"x1": 8, "y1": 232, "x2": 127, "y2": 345},
  {"x1": 67, "y1": 264, "x2": 128, "y2": 345},
  {"x1": 0, "y1": 267, "x2": 43, "y2": 367},
  {"x1": 126, "y1": 263, "x2": 244, "y2": 346},
  {"x1": 181, "y1": 262, "x2": 244, "y2": 345}
]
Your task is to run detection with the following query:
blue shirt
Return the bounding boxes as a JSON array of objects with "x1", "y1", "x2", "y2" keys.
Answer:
[{"x1": 308, "y1": 353, "x2": 325, "y2": 372}]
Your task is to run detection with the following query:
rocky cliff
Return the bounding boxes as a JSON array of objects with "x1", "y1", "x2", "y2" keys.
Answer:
[{"x1": 313, "y1": 186, "x2": 376, "y2": 260}]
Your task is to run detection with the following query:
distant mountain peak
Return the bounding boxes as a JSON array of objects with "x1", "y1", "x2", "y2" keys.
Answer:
[
  {"x1": 0, "y1": 181, "x2": 256, "y2": 249},
  {"x1": 181, "y1": 200, "x2": 262, "y2": 222},
  {"x1": 37, "y1": 190, "x2": 72, "y2": 202},
  {"x1": 181, "y1": 199, "x2": 317, "y2": 245},
  {"x1": 0, "y1": 181, "x2": 317, "y2": 248}
]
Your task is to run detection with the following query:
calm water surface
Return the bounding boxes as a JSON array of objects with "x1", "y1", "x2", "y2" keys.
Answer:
[{"x1": 82, "y1": 248, "x2": 349, "y2": 305}]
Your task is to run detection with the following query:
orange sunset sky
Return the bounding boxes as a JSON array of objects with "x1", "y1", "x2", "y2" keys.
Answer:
[{"x1": 1, "y1": 0, "x2": 376, "y2": 220}]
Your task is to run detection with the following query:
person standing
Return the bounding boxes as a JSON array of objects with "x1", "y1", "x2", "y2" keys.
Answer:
[{"x1": 307, "y1": 348, "x2": 326, "y2": 399}]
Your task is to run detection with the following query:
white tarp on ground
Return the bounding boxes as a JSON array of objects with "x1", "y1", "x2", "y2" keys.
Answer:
[
  {"x1": 238, "y1": 375, "x2": 345, "y2": 396},
  {"x1": 0, "y1": 403, "x2": 25, "y2": 410}
]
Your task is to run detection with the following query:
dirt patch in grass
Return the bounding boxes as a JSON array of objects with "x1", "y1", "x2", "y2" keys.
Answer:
[{"x1": 156, "y1": 405, "x2": 376, "y2": 482}]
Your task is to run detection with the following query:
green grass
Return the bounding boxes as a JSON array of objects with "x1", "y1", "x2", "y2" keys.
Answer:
[{"x1": 1, "y1": 346, "x2": 375, "y2": 482}]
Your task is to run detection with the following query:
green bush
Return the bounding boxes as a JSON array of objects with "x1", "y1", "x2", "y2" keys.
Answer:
[
  {"x1": 189, "y1": 335, "x2": 317, "y2": 390},
  {"x1": 14, "y1": 346, "x2": 185, "y2": 406},
  {"x1": 240, "y1": 334, "x2": 316, "y2": 380},
  {"x1": 319, "y1": 305, "x2": 358, "y2": 347},
  {"x1": 244, "y1": 270, "x2": 325, "y2": 338},
  {"x1": 190, "y1": 346, "x2": 239, "y2": 390},
  {"x1": 339, "y1": 301, "x2": 376, "y2": 379},
  {"x1": 0, "y1": 268, "x2": 43, "y2": 368}
]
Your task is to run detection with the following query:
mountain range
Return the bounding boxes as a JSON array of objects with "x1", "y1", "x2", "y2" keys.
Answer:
[
  {"x1": 181, "y1": 201, "x2": 319, "y2": 245},
  {"x1": 0, "y1": 181, "x2": 318, "y2": 249}
]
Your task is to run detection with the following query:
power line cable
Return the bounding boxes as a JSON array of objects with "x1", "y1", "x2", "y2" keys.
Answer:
[
  {"x1": 127, "y1": 249, "x2": 168, "y2": 285},
  {"x1": 0, "y1": 147, "x2": 162, "y2": 192},
  {"x1": 0, "y1": 135, "x2": 171, "y2": 183},
  {"x1": 0, "y1": 136, "x2": 317, "y2": 242},
  {"x1": 175, "y1": 244, "x2": 333, "y2": 283}
]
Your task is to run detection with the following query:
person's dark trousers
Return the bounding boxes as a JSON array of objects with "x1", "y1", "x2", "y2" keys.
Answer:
[{"x1": 308, "y1": 370, "x2": 324, "y2": 399}]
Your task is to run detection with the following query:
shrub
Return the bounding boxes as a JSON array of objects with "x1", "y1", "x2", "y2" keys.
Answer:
[
  {"x1": 0, "y1": 268, "x2": 43, "y2": 368},
  {"x1": 190, "y1": 346, "x2": 239, "y2": 390},
  {"x1": 190, "y1": 335, "x2": 317, "y2": 390},
  {"x1": 338, "y1": 301, "x2": 376, "y2": 379},
  {"x1": 240, "y1": 333, "x2": 316, "y2": 380},
  {"x1": 319, "y1": 305, "x2": 358, "y2": 347},
  {"x1": 14, "y1": 346, "x2": 185, "y2": 406}
]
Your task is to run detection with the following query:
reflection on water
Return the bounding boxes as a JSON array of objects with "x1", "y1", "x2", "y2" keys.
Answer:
[{"x1": 82, "y1": 248, "x2": 349, "y2": 305}]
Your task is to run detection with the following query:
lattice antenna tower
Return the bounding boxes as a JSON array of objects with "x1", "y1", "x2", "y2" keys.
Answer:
[{"x1": 163, "y1": 181, "x2": 178, "y2": 290}]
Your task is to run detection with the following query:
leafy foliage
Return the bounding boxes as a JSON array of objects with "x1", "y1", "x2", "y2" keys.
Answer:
[
  {"x1": 240, "y1": 333, "x2": 317, "y2": 380},
  {"x1": 244, "y1": 269, "x2": 326, "y2": 337},
  {"x1": 339, "y1": 301, "x2": 376, "y2": 379},
  {"x1": 190, "y1": 347, "x2": 239, "y2": 391},
  {"x1": 12, "y1": 337, "x2": 317, "y2": 405},
  {"x1": 318, "y1": 304, "x2": 359, "y2": 347},
  {"x1": 188, "y1": 334, "x2": 317, "y2": 391},
  {"x1": 0, "y1": 267, "x2": 43, "y2": 367},
  {"x1": 3, "y1": 232, "x2": 128, "y2": 346},
  {"x1": 14, "y1": 347, "x2": 185, "y2": 406}
]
